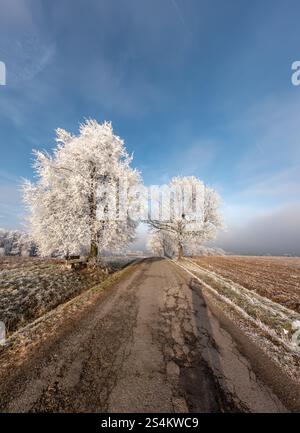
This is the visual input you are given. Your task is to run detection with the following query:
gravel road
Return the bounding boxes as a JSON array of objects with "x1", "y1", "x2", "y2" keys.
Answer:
[{"x1": 0, "y1": 258, "x2": 287, "y2": 412}]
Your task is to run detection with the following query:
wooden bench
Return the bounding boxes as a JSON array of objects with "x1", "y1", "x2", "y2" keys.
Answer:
[{"x1": 65, "y1": 258, "x2": 87, "y2": 270}]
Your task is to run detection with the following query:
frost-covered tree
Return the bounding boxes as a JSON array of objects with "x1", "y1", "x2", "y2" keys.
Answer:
[
  {"x1": 0, "y1": 229, "x2": 22, "y2": 255},
  {"x1": 147, "y1": 176, "x2": 223, "y2": 259},
  {"x1": 17, "y1": 232, "x2": 38, "y2": 256},
  {"x1": 23, "y1": 120, "x2": 141, "y2": 260},
  {"x1": 147, "y1": 232, "x2": 163, "y2": 256},
  {"x1": 0, "y1": 229, "x2": 15, "y2": 255},
  {"x1": 187, "y1": 243, "x2": 226, "y2": 256},
  {"x1": 147, "y1": 230, "x2": 176, "y2": 258},
  {"x1": 0, "y1": 229, "x2": 37, "y2": 256}
]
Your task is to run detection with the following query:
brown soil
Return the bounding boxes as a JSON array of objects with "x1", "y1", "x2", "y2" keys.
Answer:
[{"x1": 192, "y1": 256, "x2": 300, "y2": 313}]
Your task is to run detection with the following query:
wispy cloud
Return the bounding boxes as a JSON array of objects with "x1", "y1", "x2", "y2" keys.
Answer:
[
  {"x1": 170, "y1": 0, "x2": 192, "y2": 37},
  {"x1": 0, "y1": 169, "x2": 20, "y2": 184},
  {"x1": 0, "y1": 37, "x2": 56, "y2": 87},
  {"x1": 238, "y1": 166, "x2": 300, "y2": 200},
  {"x1": 232, "y1": 94, "x2": 300, "y2": 176},
  {"x1": 77, "y1": 54, "x2": 163, "y2": 117},
  {"x1": 170, "y1": 138, "x2": 217, "y2": 176},
  {"x1": 142, "y1": 134, "x2": 218, "y2": 185}
]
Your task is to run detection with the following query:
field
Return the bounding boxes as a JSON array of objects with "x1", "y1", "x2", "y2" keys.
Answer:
[
  {"x1": 192, "y1": 256, "x2": 300, "y2": 313},
  {"x1": 2, "y1": 254, "x2": 300, "y2": 340},
  {"x1": 0, "y1": 256, "x2": 138, "y2": 335}
]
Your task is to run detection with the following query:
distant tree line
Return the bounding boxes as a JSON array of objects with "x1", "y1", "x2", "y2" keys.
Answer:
[{"x1": 0, "y1": 229, "x2": 37, "y2": 257}]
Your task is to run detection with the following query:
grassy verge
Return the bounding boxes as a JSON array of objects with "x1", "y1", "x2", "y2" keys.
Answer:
[{"x1": 0, "y1": 262, "x2": 139, "y2": 374}]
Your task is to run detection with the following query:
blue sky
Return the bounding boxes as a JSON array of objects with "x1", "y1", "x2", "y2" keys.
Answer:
[{"x1": 0, "y1": 0, "x2": 300, "y2": 254}]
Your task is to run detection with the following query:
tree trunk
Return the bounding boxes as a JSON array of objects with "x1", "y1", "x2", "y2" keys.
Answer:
[
  {"x1": 178, "y1": 243, "x2": 184, "y2": 260},
  {"x1": 88, "y1": 162, "x2": 98, "y2": 263},
  {"x1": 89, "y1": 241, "x2": 98, "y2": 260}
]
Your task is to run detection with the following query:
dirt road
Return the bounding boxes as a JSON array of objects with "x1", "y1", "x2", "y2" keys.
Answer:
[{"x1": 0, "y1": 258, "x2": 288, "y2": 412}]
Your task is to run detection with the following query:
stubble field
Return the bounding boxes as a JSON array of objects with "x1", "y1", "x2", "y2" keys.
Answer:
[{"x1": 192, "y1": 255, "x2": 300, "y2": 313}]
